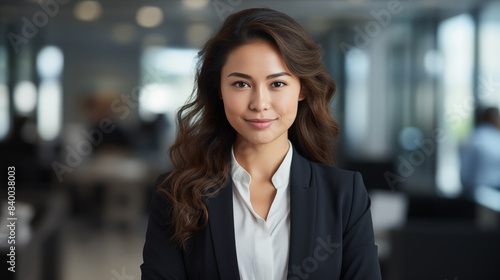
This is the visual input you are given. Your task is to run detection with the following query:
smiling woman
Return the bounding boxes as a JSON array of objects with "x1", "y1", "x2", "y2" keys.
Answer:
[
  {"x1": 141, "y1": 8, "x2": 381, "y2": 280},
  {"x1": 220, "y1": 41, "x2": 304, "y2": 148}
]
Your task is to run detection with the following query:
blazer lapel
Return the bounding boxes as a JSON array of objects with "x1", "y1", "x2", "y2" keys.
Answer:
[
  {"x1": 206, "y1": 178, "x2": 241, "y2": 280},
  {"x1": 205, "y1": 149, "x2": 317, "y2": 279},
  {"x1": 288, "y1": 149, "x2": 318, "y2": 271}
]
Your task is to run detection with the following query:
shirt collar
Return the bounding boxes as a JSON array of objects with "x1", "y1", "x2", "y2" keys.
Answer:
[{"x1": 230, "y1": 140, "x2": 293, "y2": 189}]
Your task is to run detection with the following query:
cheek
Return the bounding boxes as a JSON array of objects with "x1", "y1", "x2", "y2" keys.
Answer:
[
  {"x1": 275, "y1": 104, "x2": 298, "y2": 127},
  {"x1": 221, "y1": 94, "x2": 245, "y2": 117},
  {"x1": 275, "y1": 94, "x2": 300, "y2": 115}
]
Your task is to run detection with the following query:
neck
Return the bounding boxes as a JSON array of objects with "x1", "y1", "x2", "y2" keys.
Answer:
[{"x1": 233, "y1": 136, "x2": 290, "y2": 182}]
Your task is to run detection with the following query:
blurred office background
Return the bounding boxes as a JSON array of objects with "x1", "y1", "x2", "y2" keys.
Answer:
[{"x1": 1, "y1": 0, "x2": 500, "y2": 279}]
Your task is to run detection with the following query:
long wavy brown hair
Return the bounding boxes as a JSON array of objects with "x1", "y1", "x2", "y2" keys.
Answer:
[{"x1": 159, "y1": 8, "x2": 339, "y2": 249}]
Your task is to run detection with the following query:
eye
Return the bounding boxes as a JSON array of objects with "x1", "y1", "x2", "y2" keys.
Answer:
[
  {"x1": 232, "y1": 81, "x2": 250, "y2": 88},
  {"x1": 270, "y1": 81, "x2": 286, "y2": 88}
]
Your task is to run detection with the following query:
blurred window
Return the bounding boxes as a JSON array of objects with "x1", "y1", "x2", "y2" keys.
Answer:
[
  {"x1": 36, "y1": 46, "x2": 64, "y2": 79},
  {"x1": 37, "y1": 80, "x2": 62, "y2": 141},
  {"x1": 13, "y1": 81, "x2": 37, "y2": 115},
  {"x1": 344, "y1": 33, "x2": 394, "y2": 161},
  {"x1": 479, "y1": 1, "x2": 500, "y2": 108},
  {"x1": 139, "y1": 47, "x2": 198, "y2": 122},
  {"x1": 36, "y1": 45, "x2": 63, "y2": 141},
  {"x1": 436, "y1": 13, "x2": 475, "y2": 196},
  {"x1": 0, "y1": 45, "x2": 9, "y2": 140},
  {"x1": 344, "y1": 48, "x2": 370, "y2": 158}
]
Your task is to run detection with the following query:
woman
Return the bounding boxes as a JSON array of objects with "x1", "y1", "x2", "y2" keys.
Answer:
[{"x1": 141, "y1": 8, "x2": 381, "y2": 280}]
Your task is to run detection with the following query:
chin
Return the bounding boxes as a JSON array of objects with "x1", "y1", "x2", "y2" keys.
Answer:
[{"x1": 242, "y1": 134, "x2": 284, "y2": 146}]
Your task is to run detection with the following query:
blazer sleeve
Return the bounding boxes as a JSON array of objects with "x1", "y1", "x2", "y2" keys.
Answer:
[
  {"x1": 141, "y1": 174, "x2": 188, "y2": 280},
  {"x1": 340, "y1": 172, "x2": 382, "y2": 280}
]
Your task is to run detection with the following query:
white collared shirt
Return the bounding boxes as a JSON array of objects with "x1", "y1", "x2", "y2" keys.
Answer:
[{"x1": 231, "y1": 141, "x2": 293, "y2": 280}]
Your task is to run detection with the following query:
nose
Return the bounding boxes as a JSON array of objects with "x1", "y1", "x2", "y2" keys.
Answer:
[{"x1": 249, "y1": 85, "x2": 270, "y2": 112}]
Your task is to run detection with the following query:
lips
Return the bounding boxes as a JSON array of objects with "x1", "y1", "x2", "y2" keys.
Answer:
[{"x1": 245, "y1": 118, "x2": 276, "y2": 129}]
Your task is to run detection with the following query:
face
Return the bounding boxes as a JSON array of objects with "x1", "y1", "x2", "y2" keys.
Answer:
[{"x1": 220, "y1": 40, "x2": 304, "y2": 148}]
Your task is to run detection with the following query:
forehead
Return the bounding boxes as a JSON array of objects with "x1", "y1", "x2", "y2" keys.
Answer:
[{"x1": 221, "y1": 40, "x2": 290, "y2": 76}]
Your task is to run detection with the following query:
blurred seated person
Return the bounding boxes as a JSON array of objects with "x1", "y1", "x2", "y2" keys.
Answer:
[{"x1": 460, "y1": 107, "x2": 500, "y2": 198}]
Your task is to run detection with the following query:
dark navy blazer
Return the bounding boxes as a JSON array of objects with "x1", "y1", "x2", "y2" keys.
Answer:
[{"x1": 141, "y1": 148, "x2": 382, "y2": 279}]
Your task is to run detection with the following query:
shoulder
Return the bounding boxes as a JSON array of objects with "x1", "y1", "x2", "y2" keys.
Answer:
[
  {"x1": 309, "y1": 161, "x2": 366, "y2": 198},
  {"x1": 292, "y1": 149, "x2": 367, "y2": 197},
  {"x1": 293, "y1": 149, "x2": 362, "y2": 191},
  {"x1": 294, "y1": 154, "x2": 371, "y2": 232},
  {"x1": 291, "y1": 147, "x2": 354, "y2": 177},
  {"x1": 309, "y1": 161, "x2": 358, "y2": 183}
]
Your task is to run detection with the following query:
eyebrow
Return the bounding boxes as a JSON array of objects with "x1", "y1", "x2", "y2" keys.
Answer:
[{"x1": 227, "y1": 72, "x2": 291, "y2": 80}]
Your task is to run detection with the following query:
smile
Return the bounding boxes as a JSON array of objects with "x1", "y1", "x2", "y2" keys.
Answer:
[{"x1": 245, "y1": 119, "x2": 276, "y2": 129}]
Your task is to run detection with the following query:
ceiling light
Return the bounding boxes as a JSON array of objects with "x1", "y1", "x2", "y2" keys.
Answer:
[
  {"x1": 182, "y1": 0, "x2": 209, "y2": 10},
  {"x1": 136, "y1": 6, "x2": 163, "y2": 28},
  {"x1": 74, "y1": 1, "x2": 102, "y2": 22}
]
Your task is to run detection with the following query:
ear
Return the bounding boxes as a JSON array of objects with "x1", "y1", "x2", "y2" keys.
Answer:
[
  {"x1": 298, "y1": 88, "x2": 306, "y2": 101},
  {"x1": 219, "y1": 90, "x2": 223, "y2": 100}
]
